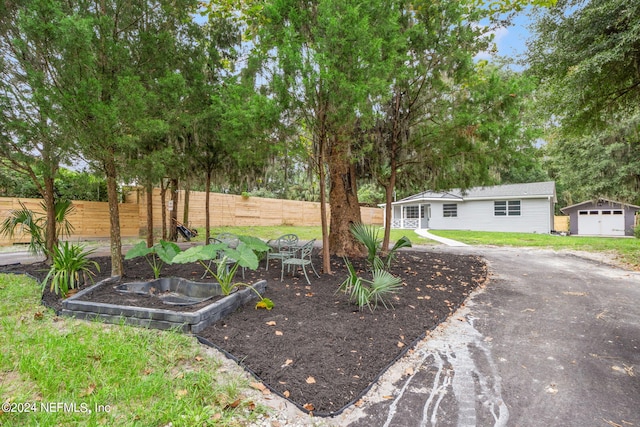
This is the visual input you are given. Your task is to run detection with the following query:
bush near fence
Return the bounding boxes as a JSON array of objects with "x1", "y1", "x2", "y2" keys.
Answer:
[{"x1": 0, "y1": 190, "x2": 383, "y2": 246}]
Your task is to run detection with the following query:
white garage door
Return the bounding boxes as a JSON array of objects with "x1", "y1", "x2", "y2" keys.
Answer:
[{"x1": 578, "y1": 210, "x2": 625, "y2": 236}]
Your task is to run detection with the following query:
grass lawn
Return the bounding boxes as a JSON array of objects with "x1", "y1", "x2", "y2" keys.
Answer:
[
  {"x1": 428, "y1": 230, "x2": 640, "y2": 268},
  {"x1": 0, "y1": 275, "x2": 265, "y2": 426},
  {"x1": 198, "y1": 225, "x2": 434, "y2": 246}
]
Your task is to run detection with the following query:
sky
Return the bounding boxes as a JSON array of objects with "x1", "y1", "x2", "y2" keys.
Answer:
[{"x1": 476, "y1": 12, "x2": 534, "y2": 67}]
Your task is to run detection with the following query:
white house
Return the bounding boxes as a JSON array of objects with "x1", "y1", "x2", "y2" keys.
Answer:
[{"x1": 384, "y1": 181, "x2": 557, "y2": 234}]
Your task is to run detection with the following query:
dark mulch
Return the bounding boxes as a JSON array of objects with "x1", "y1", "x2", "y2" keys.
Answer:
[{"x1": 1, "y1": 249, "x2": 487, "y2": 416}]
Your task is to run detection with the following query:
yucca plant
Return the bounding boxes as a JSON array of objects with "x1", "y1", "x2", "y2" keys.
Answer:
[
  {"x1": 43, "y1": 242, "x2": 100, "y2": 297},
  {"x1": 337, "y1": 258, "x2": 403, "y2": 312}
]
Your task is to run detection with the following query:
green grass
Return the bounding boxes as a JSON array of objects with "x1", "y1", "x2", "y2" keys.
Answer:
[
  {"x1": 0, "y1": 274, "x2": 265, "y2": 426},
  {"x1": 428, "y1": 230, "x2": 640, "y2": 267},
  {"x1": 197, "y1": 226, "x2": 434, "y2": 247}
]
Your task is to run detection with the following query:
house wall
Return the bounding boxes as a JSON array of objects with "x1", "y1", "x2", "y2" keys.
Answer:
[{"x1": 397, "y1": 197, "x2": 553, "y2": 233}]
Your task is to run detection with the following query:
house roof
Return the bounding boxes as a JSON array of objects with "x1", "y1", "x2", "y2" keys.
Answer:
[
  {"x1": 393, "y1": 181, "x2": 556, "y2": 205},
  {"x1": 560, "y1": 198, "x2": 640, "y2": 214}
]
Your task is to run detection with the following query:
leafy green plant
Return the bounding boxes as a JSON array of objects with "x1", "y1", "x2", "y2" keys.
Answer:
[
  {"x1": 125, "y1": 240, "x2": 181, "y2": 279},
  {"x1": 350, "y1": 223, "x2": 412, "y2": 270},
  {"x1": 337, "y1": 258, "x2": 403, "y2": 312},
  {"x1": 42, "y1": 242, "x2": 100, "y2": 297},
  {"x1": 173, "y1": 236, "x2": 273, "y2": 309}
]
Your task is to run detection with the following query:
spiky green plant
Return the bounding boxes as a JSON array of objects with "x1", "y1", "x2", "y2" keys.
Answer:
[
  {"x1": 0, "y1": 201, "x2": 45, "y2": 255},
  {"x1": 337, "y1": 258, "x2": 403, "y2": 312},
  {"x1": 350, "y1": 223, "x2": 412, "y2": 270},
  {"x1": 42, "y1": 242, "x2": 100, "y2": 297}
]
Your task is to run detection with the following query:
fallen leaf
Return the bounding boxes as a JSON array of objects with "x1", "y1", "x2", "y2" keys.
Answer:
[
  {"x1": 303, "y1": 403, "x2": 315, "y2": 411},
  {"x1": 225, "y1": 398, "x2": 242, "y2": 409},
  {"x1": 283, "y1": 359, "x2": 293, "y2": 366},
  {"x1": 306, "y1": 376, "x2": 316, "y2": 384},
  {"x1": 397, "y1": 341, "x2": 405, "y2": 348},
  {"x1": 250, "y1": 382, "x2": 266, "y2": 392},
  {"x1": 195, "y1": 356, "x2": 203, "y2": 362},
  {"x1": 354, "y1": 399, "x2": 364, "y2": 407},
  {"x1": 266, "y1": 321, "x2": 277, "y2": 326},
  {"x1": 382, "y1": 395, "x2": 394, "y2": 400},
  {"x1": 275, "y1": 330, "x2": 283, "y2": 336},
  {"x1": 176, "y1": 389, "x2": 188, "y2": 399},
  {"x1": 283, "y1": 390, "x2": 290, "y2": 398},
  {"x1": 405, "y1": 367, "x2": 414, "y2": 376},
  {"x1": 33, "y1": 312, "x2": 43, "y2": 320}
]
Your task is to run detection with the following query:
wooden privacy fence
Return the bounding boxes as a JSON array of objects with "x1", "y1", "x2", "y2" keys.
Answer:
[
  {"x1": 0, "y1": 190, "x2": 384, "y2": 245},
  {"x1": 0, "y1": 198, "x2": 139, "y2": 246},
  {"x1": 125, "y1": 188, "x2": 384, "y2": 230},
  {"x1": 554, "y1": 215, "x2": 570, "y2": 232}
]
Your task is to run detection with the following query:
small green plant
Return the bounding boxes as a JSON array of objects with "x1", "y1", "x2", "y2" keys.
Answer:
[
  {"x1": 634, "y1": 224, "x2": 640, "y2": 239},
  {"x1": 42, "y1": 242, "x2": 100, "y2": 297},
  {"x1": 125, "y1": 240, "x2": 181, "y2": 279},
  {"x1": 350, "y1": 223, "x2": 412, "y2": 270},
  {"x1": 337, "y1": 258, "x2": 403, "y2": 312},
  {"x1": 173, "y1": 236, "x2": 274, "y2": 309}
]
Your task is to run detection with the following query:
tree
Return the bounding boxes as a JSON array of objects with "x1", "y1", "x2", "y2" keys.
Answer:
[
  {"x1": 255, "y1": 0, "x2": 402, "y2": 257},
  {"x1": 527, "y1": 0, "x2": 640, "y2": 203},
  {"x1": 48, "y1": 0, "x2": 201, "y2": 276},
  {"x1": 527, "y1": 0, "x2": 640, "y2": 135},
  {"x1": 0, "y1": 0, "x2": 76, "y2": 260}
]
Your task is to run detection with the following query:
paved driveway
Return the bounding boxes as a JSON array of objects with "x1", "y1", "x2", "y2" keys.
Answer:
[{"x1": 327, "y1": 246, "x2": 640, "y2": 427}]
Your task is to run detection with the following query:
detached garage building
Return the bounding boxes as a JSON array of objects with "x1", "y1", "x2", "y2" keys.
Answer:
[{"x1": 561, "y1": 199, "x2": 640, "y2": 236}]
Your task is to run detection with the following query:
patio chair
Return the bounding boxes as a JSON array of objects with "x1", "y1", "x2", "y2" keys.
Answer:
[
  {"x1": 265, "y1": 234, "x2": 299, "y2": 271},
  {"x1": 281, "y1": 239, "x2": 319, "y2": 284}
]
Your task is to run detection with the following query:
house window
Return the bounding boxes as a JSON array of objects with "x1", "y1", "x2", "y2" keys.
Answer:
[
  {"x1": 403, "y1": 206, "x2": 423, "y2": 219},
  {"x1": 443, "y1": 203, "x2": 457, "y2": 218},
  {"x1": 495, "y1": 200, "x2": 521, "y2": 216}
]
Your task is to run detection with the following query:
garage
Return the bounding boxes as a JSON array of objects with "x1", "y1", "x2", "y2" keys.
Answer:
[
  {"x1": 577, "y1": 209, "x2": 625, "y2": 236},
  {"x1": 561, "y1": 199, "x2": 640, "y2": 237}
]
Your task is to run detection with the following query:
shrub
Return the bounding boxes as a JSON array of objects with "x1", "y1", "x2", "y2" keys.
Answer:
[
  {"x1": 337, "y1": 258, "x2": 403, "y2": 312},
  {"x1": 43, "y1": 242, "x2": 100, "y2": 297}
]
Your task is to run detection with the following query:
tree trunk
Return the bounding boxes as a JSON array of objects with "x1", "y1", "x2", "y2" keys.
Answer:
[
  {"x1": 381, "y1": 169, "x2": 396, "y2": 252},
  {"x1": 105, "y1": 156, "x2": 123, "y2": 277},
  {"x1": 205, "y1": 170, "x2": 211, "y2": 242},
  {"x1": 319, "y1": 159, "x2": 331, "y2": 274},
  {"x1": 159, "y1": 179, "x2": 168, "y2": 239},
  {"x1": 43, "y1": 176, "x2": 57, "y2": 262},
  {"x1": 145, "y1": 182, "x2": 154, "y2": 248},
  {"x1": 168, "y1": 177, "x2": 179, "y2": 241},
  {"x1": 327, "y1": 135, "x2": 363, "y2": 257},
  {"x1": 183, "y1": 178, "x2": 190, "y2": 227}
]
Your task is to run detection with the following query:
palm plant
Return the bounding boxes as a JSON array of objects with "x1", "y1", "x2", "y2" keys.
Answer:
[
  {"x1": 0, "y1": 201, "x2": 45, "y2": 255},
  {"x1": 350, "y1": 223, "x2": 412, "y2": 270},
  {"x1": 43, "y1": 242, "x2": 100, "y2": 297},
  {"x1": 0, "y1": 200, "x2": 76, "y2": 257},
  {"x1": 337, "y1": 258, "x2": 403, "y2": 312}
]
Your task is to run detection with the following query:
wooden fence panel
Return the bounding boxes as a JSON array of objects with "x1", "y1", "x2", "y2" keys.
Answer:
[
  {"x1": 0, "y1": 190, "x2": 384, "y2": 245},
  {"x1": 554, "y1": 215, "x2": 569, "y2": 232}
]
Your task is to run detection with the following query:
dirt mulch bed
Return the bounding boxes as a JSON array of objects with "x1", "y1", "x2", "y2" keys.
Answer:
[{"x1": 1, "y1": 250, "x2": 487, "y2": 416}]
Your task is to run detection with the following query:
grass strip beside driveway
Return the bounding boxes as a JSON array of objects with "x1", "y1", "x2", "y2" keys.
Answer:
[{"x1": 429, "y1": 230, "x2": 639, "y2": 268}]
